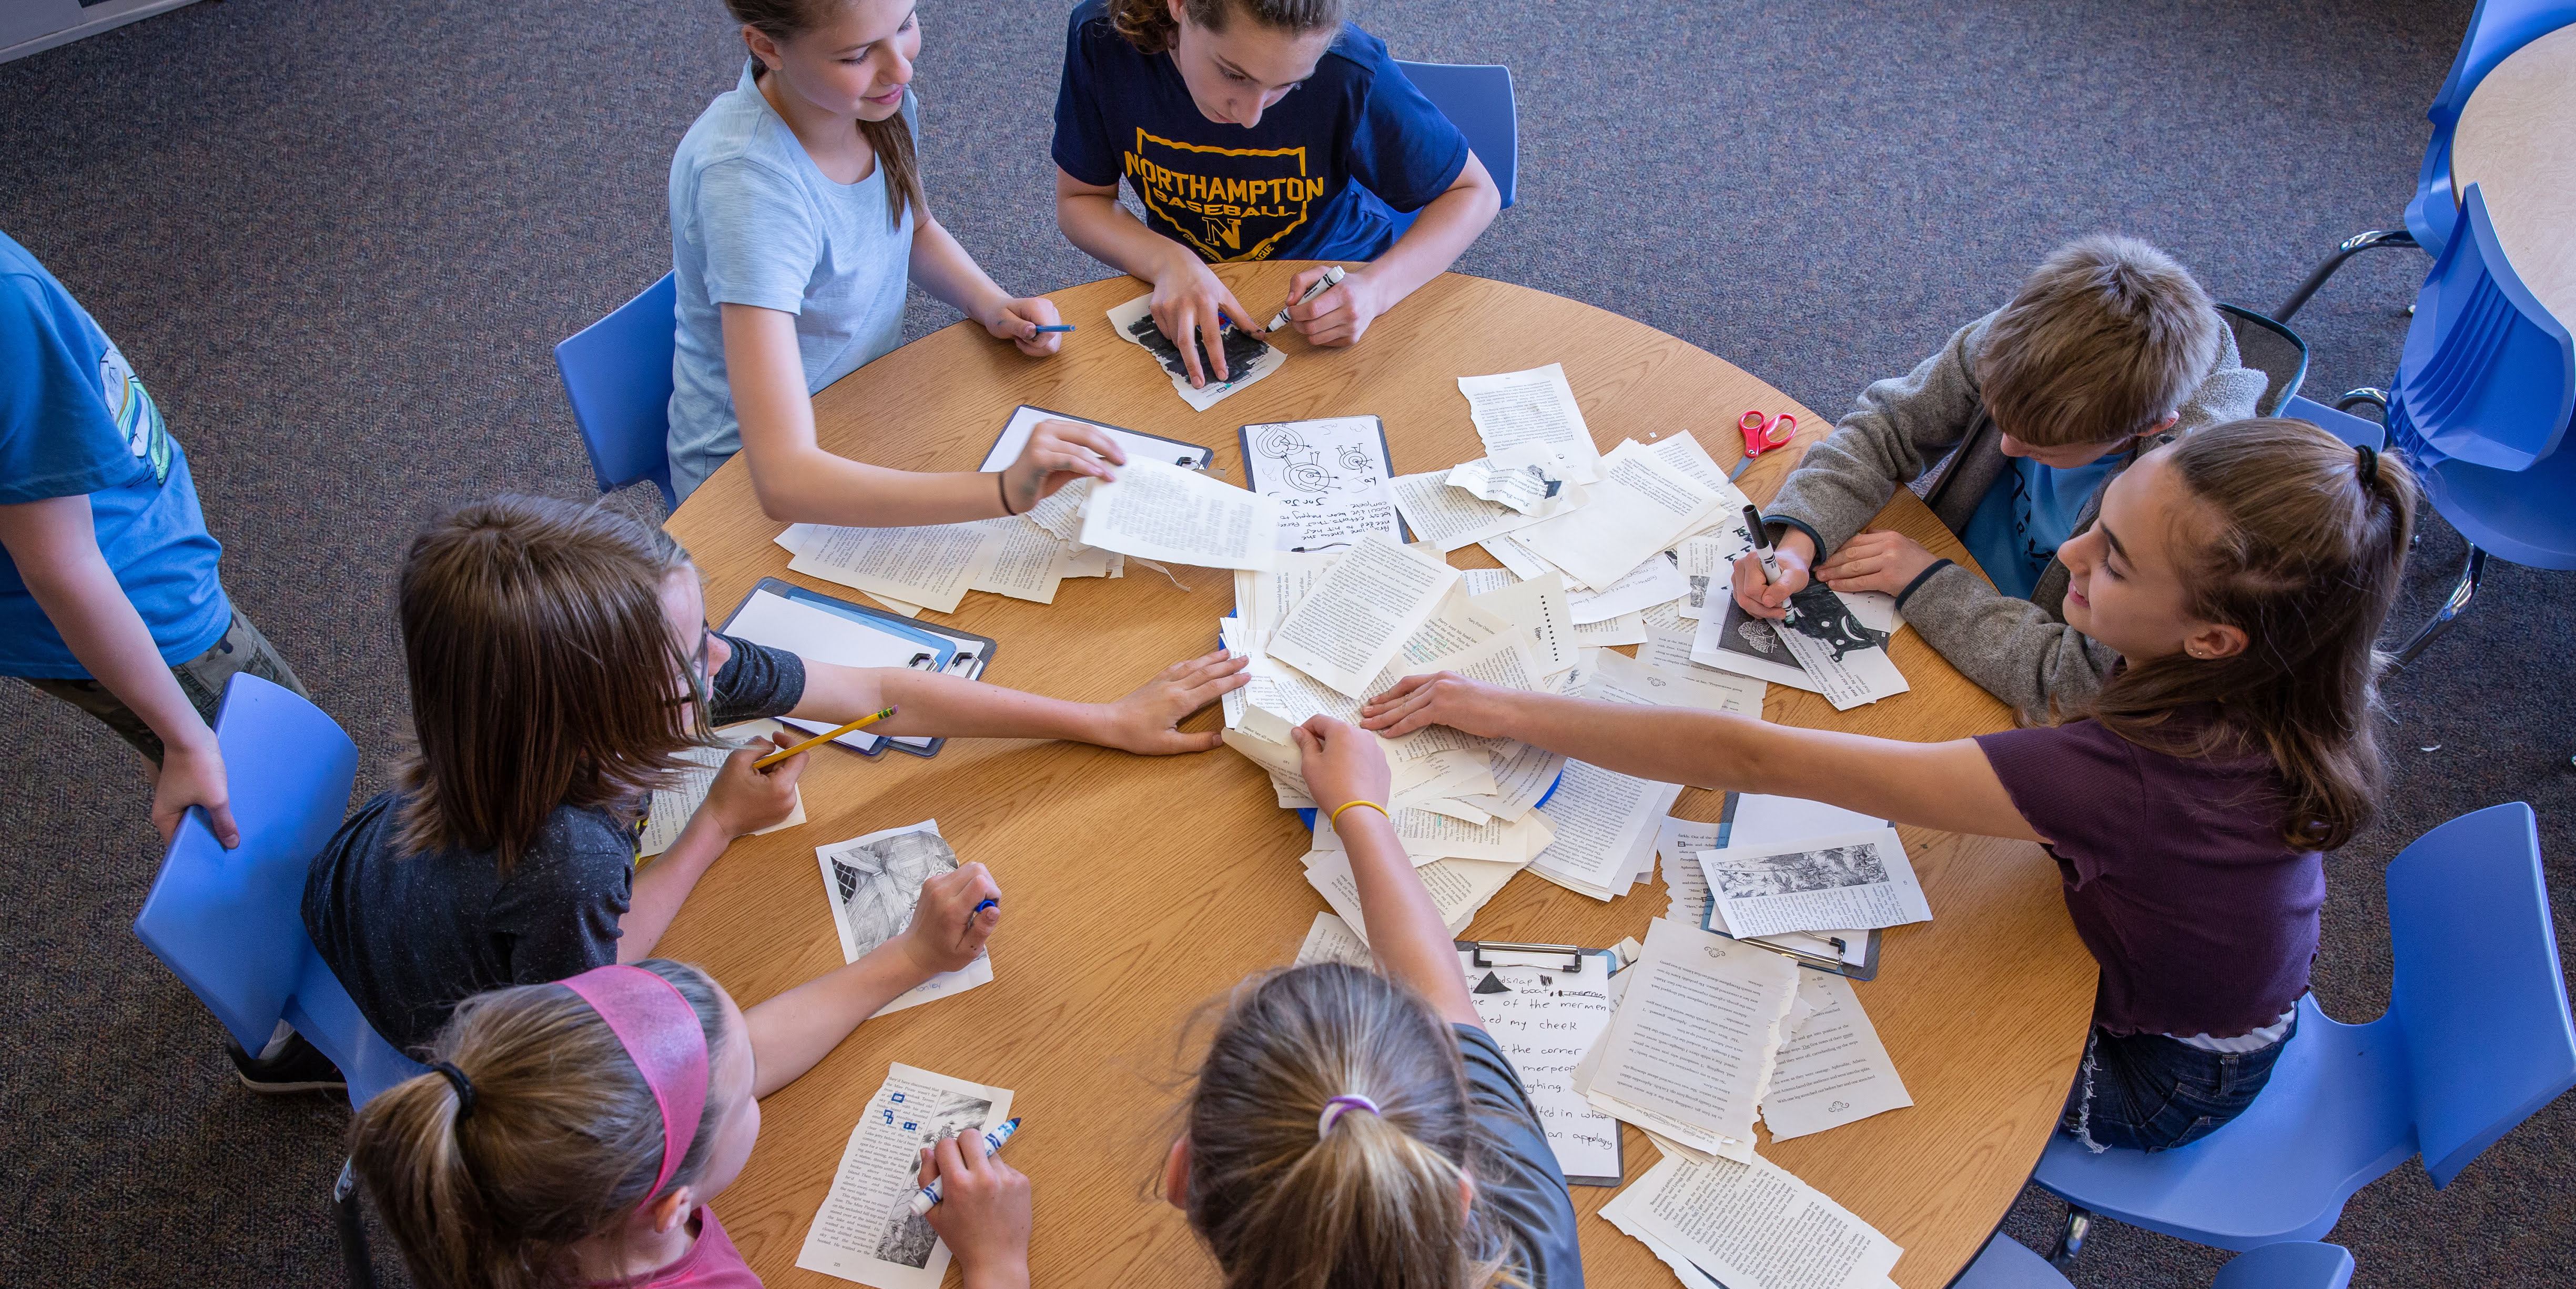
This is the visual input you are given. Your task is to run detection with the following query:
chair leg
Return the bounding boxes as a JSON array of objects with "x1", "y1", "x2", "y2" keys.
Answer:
[
  {"x1": 2047, "y1": 1204, "x2": 2096, "y2": 1271},
  {"x1": 334, "y1": 1159, "x2": 377, "y2": 1289},
  {"x1": 2394, "y1": 546, "x2": 2488, "y2": 669},
  {"x1": 2336, "y1": 388, "x2": 2389, "y2": 418},
  {"x1": 2274, "y1": 229, "x2": 2419, "y2": 322}
]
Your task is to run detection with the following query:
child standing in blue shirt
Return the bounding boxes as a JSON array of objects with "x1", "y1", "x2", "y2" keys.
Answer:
[
  {"x1": 1052, "y1": 0, "x2": 1502, "y2": 386},
  {"x1": 671, "y1": 0, "x2": 1122, "y2": 516},
  {"x1": 0, "y1": 228, "x2": 308, "y2": 853}
]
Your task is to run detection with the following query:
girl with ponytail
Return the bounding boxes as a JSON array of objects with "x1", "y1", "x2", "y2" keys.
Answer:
[
  {"x1": 668, "y1": 0, "x2": 1120, "y2": 513},
  {"x1": 1360, "y1": 418, "x2": 2419, "y2": 1153},
  {"x1": 1162, "y1": 719, "x2": 1584, "y2": 1288},
  {"x1": 353, "y1": 890, "x2": 1026, "y2": 1287}
]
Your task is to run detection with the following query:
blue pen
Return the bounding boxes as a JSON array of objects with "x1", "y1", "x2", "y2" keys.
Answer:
[
  {"x1": 1030, "y1": 324, "x2": 1076, "y2": 333},
  {"x1": 964, "y1": 895, "x2": 998, "y2": 936},
  {"x1": 909, "y1": 1117, "x2": 1022, "y2": 1213}
]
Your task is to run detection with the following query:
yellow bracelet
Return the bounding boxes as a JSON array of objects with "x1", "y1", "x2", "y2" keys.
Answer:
[{"x1": 1328, "y1": 800, "x2": 1391, "y2": 826}]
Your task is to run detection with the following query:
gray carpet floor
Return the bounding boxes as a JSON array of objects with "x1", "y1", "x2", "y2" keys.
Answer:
[{"x1": 3, "y1": 0, "x2": 2569, "y2": 1285}]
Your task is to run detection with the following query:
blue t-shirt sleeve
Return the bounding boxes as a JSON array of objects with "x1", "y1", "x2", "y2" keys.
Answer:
[
  {"x1": 1346, "y1": 55, "x2": 1471, "y2": 214},
  {"x1": 0, "y1": 275, "x2": 131, "y2": 505},
  {"x1": 694, "y1": 157, "x2": 823, "y2": 316},
  {"x1": 1050, "y1": 5, "x2": 1120, "y2": 186}
]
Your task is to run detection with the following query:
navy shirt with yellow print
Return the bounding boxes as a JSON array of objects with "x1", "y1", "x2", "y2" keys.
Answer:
[{"x1": 1052, "y1": 0, "x2": 1469, "y2": 264}]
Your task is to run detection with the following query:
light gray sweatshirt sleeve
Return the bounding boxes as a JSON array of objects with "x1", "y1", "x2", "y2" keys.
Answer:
[
  {"x1": 1895, "y1": 561, "x2": 2119, "y2": 719},
  {"x1": 1763, "y1": 310, "x2": 2000, "y2": 557}
]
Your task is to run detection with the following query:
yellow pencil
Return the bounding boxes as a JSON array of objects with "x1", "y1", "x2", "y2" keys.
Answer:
[{"x1": 755, "y1": 706, "x2": 897, "y2": 769}]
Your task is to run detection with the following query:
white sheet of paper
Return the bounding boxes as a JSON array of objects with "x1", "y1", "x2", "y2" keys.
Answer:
[
  {"x1": 1302, "y1": 847, "x2": 1522, "y2": 938},
  {"x1": 1388, "y1": 467, "x2": 1578, "y2": 551},
  {"x1": 1458, "y1": 363, "x2": 1603, "y2": 483},
  {"x1": 1569, "y1": 548, "x2": 1689, "y2": 624},
  {"x1": 1077, "y1": 456, "x2": 1281, "y2": 571},
  {"x1": 1446, "y1": 441, "x2": 1574, "y2": 515},
  {"x1": 1677, "y1": 525, "x2": 1757, "y2": 620},
  {"x1": 1731, "y1": 794, "x2": 1887, "y2": 850},
  {"x1": 1573, "y1": 610, "x2": 1647, "y2": 646},
  {"x1": 1265, "y1": 534, "x2": 1458, "y2": 698},
  {"x1": 796, "y1": 1064, "x2": 1015, "y2": 1289},
  {"x1": 975, "y1": 403, "x2": 1213, "y2": 475},
  {"x1": 1656, "y1": 817, "x2": 1723, "y2": 922},
  {"x1": 1578, "y1": 917, "x2": 1799, "y2": 1156},
  {"x1": 1466, "y1": 569, "x2": 1575, "y2": 676},
  {"x1": 1109, "y1": 293, "x2": 1283, "y2": 410},
  {"x1": 1241, "y1": 416, "x2": 1405, "y2": 552},
  {"x1": 787, "y1": 522, "x2": 1004, "y2": 615},
  {"x1": 1482, "y1": 533, "x2": 1563, "y2": 581},
  {"x1": 638, "y1": 720, "x2": 806, "y2": 858},
  {"x1": 1513, "y1": 442, "x2": 1727, "y2": 590},
  {"x1": 1315, "y1": 801, "x2": 1554, "y2": 865},
  {"x1": 1588, "y1": 644, "x2": 1766, "y2": 717},
  {"x1": 1760, "y1": 969, "x2": 1914, "y2": 1140},
  {"x1": 1459, "y1": 948, "x2": 1622, "y2": 1181},
  {"x1": 1525, "y1": 759, "x2": 1681, "y2": 900},
  {"x1": 1598, "y1": 1150, "x2": 1904, "y2": 1289},
  {"x1": 1293, "y1": 910, "x2": 1376, "y2": 967},
  {"x1": 1701, "y1": 825, "x2": 1933, "y2": 939},
  {"x1": 962, "y1": 517, "x2": 1069, "y2": 605},
  {"x1": 815, "y1": 821, "x2": 995, "y2": 1016}
]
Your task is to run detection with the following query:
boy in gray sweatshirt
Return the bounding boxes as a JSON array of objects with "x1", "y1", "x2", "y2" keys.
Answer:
[{"x1": 1733, "y1": 235, "x2": 2266, "y2": 717}]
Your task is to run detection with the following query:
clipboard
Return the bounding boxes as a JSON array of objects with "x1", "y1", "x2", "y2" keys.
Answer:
[
  {"x1": 1237, "y1": 415, "x2": 1412, "y2": 551},
  {"x1": 1454, "y1": 938, "x2": 1626, "y2": 1187},
  {"x1": 1685, "y1": 791, "x2": 1884, "y2": 981},
  {"x1": 978, "y1": 403, "x2": 1213, "y2": 473},
  {"x1": 717, "y1": 579, "x2": 1000, "y2": 760}
]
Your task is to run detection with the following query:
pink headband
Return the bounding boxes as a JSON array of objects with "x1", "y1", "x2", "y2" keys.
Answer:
[{"x1": 560, "y1": 964, "x2": 711, "y2": 1198}]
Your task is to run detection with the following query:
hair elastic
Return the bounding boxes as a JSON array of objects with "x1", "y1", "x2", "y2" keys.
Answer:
[
  {"x1": 2355, "y1": 442, "x2": 2379, "y2": 486},
  {"x1": 429, "y1": 1061, "x2": 476, "y2": 1121},
  {"x1": 996, "y1": 471, "x2": 1020, "y2": 517},
  {"x1": 1317, "y1": 1093, "x2": 1381, "y2": 1136},
  {"x1": 560, "y1": 965, "x2": 711, "y2": 1198}
]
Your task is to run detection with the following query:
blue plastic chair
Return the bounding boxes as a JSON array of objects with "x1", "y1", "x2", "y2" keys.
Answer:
[
  {"x1": 2279, "y1": 394, "x2": 2389, "y2": 452},
  {"x1": 1385, "y1": 61, "x2": 1517, "y2": 238},
  {"x1": 2388, "y1": 186, "x2": 2575, "y2": 472},
  {"x1": 2273, "y1": 2, "x2": 2576, "y2": 320},
  {"x1": 2034, "y1": 803, "x2": 2574, "y2": 1258},
  {"x1": 1957, "y1": 1234, "x2": 2354, "y2": 1289},
  {"x1": 554, "y1": 271, "x2": 680, "y2": 511},
  {"x1": 132, "y1": 673, "x2": 423, "y2": 1287}
]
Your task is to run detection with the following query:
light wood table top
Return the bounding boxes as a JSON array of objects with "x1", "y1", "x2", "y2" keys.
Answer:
[
  {"x1": 2452, "y1": 22, "x2": 2576, "y2": 322},
  {"x1": 664, "y1": 265, "x2": 2096, "y2": 1289}
]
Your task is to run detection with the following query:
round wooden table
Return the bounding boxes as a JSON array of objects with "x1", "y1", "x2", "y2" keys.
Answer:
[
  {"x1": 663, "y1": 265, "x2": 2095, "y2": 1289},
  {"x1": 2452, "y1": 22, "x2": 2576, "y2": 323}
]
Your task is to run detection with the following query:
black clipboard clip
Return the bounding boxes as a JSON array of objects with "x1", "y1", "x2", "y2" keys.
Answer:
[{"x1": 1458, "y1": 940, "x2": 1590, "y2": 973}]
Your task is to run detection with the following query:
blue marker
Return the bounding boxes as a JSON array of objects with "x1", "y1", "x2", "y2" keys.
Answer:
[
  {"x1": 909, "y1": 1117, "x2": 1022, "y2": 1213},
  {"x1": 1030, "y1": 324, "x2": 1076, "y2": 334},
  {"x1": 964, "y1": 895, "x2": 999, "y2": 938}
]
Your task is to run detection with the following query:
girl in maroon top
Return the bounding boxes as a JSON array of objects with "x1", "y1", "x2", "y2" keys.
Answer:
[{"x1": 1363, "y1": 418, "x2": 2418, "y2": 1152}]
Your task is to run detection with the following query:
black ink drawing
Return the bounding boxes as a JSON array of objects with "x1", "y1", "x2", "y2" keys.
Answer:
[
  {"x1": 827, "y1": 827, "x2": 960, "y2": 961},
  {"x1": 1716, "y1": 598, "x2": 1790, "y2": 660},
  {"x1": 1709, "y1": 841, "x2": 1890, "y2": 899},
  {"x1": 1253, "y1": 423, "x2": 1332, "y2": 492},
  {"x1": 871, "y1": 1089, "x2": 997, "y2": 1267},
  {"x1": 1124, "y1": 311, "x2": 1273, "y2": 386},
  {"x1": 1782, "y1": 583, "x2": 1891, "y2": 661}
]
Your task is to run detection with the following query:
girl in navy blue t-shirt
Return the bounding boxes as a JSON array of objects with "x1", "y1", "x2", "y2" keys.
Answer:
[{"x1": 1052, "y1": 0, "x2": 1502, "y2": 386}]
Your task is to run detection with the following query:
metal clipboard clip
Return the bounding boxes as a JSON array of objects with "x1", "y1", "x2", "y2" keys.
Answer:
[{"x1": 1461, "y1": 940, "x2": 1590, "y2": 973}]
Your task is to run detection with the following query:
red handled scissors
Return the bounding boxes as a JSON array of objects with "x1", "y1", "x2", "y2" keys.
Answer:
[{"x1": 1738, "y1": 408, "x2": 1797, "y2": 459}]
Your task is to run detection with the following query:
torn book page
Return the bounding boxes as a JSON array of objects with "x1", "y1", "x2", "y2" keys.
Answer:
[
  {"x1": 976, "y1": 402, "x2": 1212, "y2": 474},
  {"x1": 1302, "y1": 847, "x2": 1522, "y2": 939},
  {"x1": 1525, "y1": 759, "x2": 1682, "y2": 900},
  {"x1": 1569, "y1": 548, "x2": 1689, "y2": 625},
  {"x1": 1512, "y1": 440, "x2": 1728, "y2": 590},
  {"x1": 815, "y1": 821, "x2": 995, "y2": 1016},
  {"x1": 1293, "y1": 911, "x2": 1375, "y2": 968},
  {"x1": 1760, "y1": 969, "x2": 1913, "y2": 1140},
  {"x1": 1597, "y1": 1150, "x2": 1903, "y2": 1289},
  {"x1": 1701, "y1": 826, "x2": 1932, "y2": 939},
  {"x1": 1078, "y1": 457, "x2": 1281, "y2": 571},
  {"x1": 1446, "y1": 441, "x2": 1574, "y2": 515},
  {"x1": 1466, "y1": 569, "x2": 1575, "y2": 677},
  {"x1": 1587, "y1": 639, "x2": 1766, "y2": 717},
  {"x1": 963, "y1": 517, "x2": 1069, "y2": 605},
  {"x1": 1576, "y1": 917, "x2": 1799, "y2": 1160},
  {"x1": 1108, "y1": 293, "x2": 1283, "y2": 411},
  {"x1": 1458, "y1": 362, "x2": 1603, "y2": 483},
  {"x1": 796, "y1": 1064, "x2": 1015, "y2": 1289},
  {"x1": 1265, "y1": 534, "x2": 1459, "y2": 698},
  {"x1": 639, "y1": 719, "x2": 806, "y2": 859},
  {"x1": 1389, "y1": 467, "x2": 1577, "y2": 552},
  {"x1": 787, "y1": 522, "x2": 1005, "y2": 615}
]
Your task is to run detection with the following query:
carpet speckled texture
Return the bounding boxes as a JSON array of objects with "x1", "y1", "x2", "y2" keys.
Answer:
[{"x1": 2, "y1": 1, "x2": 2568, "y2": 1285}]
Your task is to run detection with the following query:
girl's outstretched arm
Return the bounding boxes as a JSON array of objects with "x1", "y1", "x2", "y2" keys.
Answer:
[
  {"x1": 744, "y1": 862, "x2": 1002, "y2": 1099},
  {"x1": 1358, "y1": 673, "x2": 2043, "y2": 845},
  {"x1": 907, "y1": 206, "x2": 1068, "y2": 359},
  {"x1": 1292, "y1": 716, "x2": 1482, "y2": 1027},
  {"x1": 790, "y1": 649, "x2": 1251, "y2": 755},
  {"x1": 722, "y1": 305, "x2": 1121, "y2": 525}
]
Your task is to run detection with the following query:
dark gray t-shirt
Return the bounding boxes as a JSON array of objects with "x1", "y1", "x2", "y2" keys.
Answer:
[
  {"x1": 302, "y1": 638, "x2": 804, "y2": 1053},
  {"x1": 1456, "y1": 1023, "x2": 1585, "y2": 1288}
]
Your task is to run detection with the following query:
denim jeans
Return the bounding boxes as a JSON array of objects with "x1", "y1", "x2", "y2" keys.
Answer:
[{"x1": 2060, "y1": 1014, "x2": 2296, "y2": 1153}]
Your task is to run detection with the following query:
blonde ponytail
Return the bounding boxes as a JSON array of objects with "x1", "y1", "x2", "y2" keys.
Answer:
[{"x1": 1181, "y1": 963, "x2": 1516, "y2": 1289}]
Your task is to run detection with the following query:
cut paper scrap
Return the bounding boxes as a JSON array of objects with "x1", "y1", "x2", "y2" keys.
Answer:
[{"x1": 1109, "y1": 293, "x2": 1284, "y2": 411}]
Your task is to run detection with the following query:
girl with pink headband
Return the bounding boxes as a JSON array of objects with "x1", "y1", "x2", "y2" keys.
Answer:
[
  {"x1": 349, "y1": 910, "x2": 1026, "y2": 1287},
  {"x1": 1159, "y1": 718, "x2": 1584, "y2": 1288}
]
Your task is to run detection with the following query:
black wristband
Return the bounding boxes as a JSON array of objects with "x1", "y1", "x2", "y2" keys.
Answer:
[
  {"x1": 1893, "y1": 559, "x2": 1954, "y2": 610},
  {"x1": 996, "y1": 471, "x2": 1019, "y2": 517}
]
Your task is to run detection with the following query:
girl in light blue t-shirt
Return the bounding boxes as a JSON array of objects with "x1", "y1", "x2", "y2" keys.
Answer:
[{"x1": 670, "y1": 0, "x2": 1120, "y2": 518}]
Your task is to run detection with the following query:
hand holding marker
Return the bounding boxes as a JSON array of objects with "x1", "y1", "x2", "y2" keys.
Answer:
[
  {"x1": 1266, "y1": 265, "x2": 1346, "y2": 333},
  {"x1": 1743, "y1": 504, "x2": 1796, "y2": 622},
  {"x1": 911, "y1": 1117, "x2": 1023, "y2": 1214}
]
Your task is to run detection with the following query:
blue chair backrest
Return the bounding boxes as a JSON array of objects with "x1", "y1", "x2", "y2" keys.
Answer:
[
  {"x1": 2208, "y1": 1242, "x2": 2356, "y2": 1289},
  {"x1": 2385, "y1": 801, "x2": 2576, "y2": 1189},
  {"x1": 131, "y1": 674, "x2": 425, "y2": 1108},
  {"x1": 555, "y1": 272, "x2": 680, "y2": 511},
  {"x1": 1390, "y1": 61, "x2": 1518, "y2": 231},
  {"x1": 2390, "y1": 185, "x2": 2575, "y2": 472},
  {"x1": 2279, "y1": 395, "x2": 2388, "y2": 452},
  {"x1": 2407, "y1": 2, "x2": 2576, "y2": 255}
]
